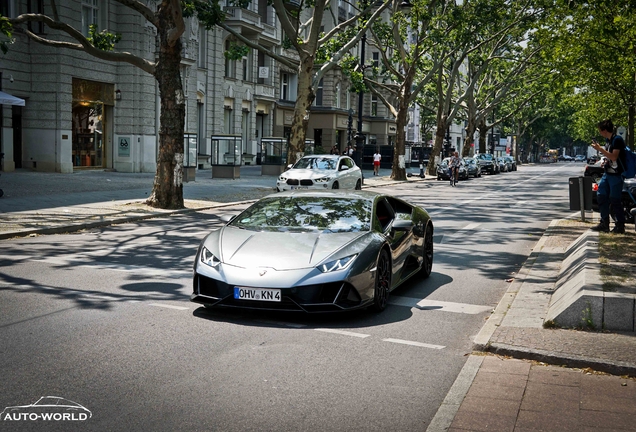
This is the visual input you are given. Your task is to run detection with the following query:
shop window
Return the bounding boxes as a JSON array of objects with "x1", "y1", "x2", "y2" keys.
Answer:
[
  {"x1": 314, "y1": 129, "x2": 323, "y2": 148},
  {"x1": 81, "y1": 0, "x2": 99, "y2": 37}
]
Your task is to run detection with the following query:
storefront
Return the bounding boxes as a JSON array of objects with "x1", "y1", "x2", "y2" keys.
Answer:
[{"x1": 72, "y1": 79, "x2": 114, "y2": 169}]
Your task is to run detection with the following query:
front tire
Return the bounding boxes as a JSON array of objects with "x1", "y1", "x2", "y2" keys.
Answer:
[
  {"x1": 355, "y1": 179, "x2": 362, "y2": 190},
  {"x1": 420, "y1": 225, "x2": 433, "y2": 278},
  {"x1": 332, "y1": 182, "x2": 339, "y2": 189},
  {"x1": 371, "y1": 249, "x2": 391, "y2": 312}
]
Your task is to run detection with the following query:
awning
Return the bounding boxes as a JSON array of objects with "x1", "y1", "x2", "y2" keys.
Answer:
[{"x1": 0, "y1": 91, "x2": 25, "y2": 106}]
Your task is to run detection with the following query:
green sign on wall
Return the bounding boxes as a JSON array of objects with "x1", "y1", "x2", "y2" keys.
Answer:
[{"x1": 118, "y1": 137, "x2": 131, "y2": 157}]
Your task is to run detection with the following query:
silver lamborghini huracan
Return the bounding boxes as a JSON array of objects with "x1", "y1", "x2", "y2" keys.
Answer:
[{"x1": 191, "y1": 190, "x2": 434, "y2": 313}]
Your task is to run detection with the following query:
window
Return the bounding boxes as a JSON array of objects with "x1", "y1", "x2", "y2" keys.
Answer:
[
  {"x1": 281, "y1": 73, "x2": 289, "y2": 100},
  {"x1": 224, "y1": 107, "x2": 234, "y2": 133},
  {"x1": 371, "y1": 94, "x2": 378, "y2": 116},
  {"x1": 0, "y1": 0, "x2": 15, "y2": 18},
  {"x1": 315, "y1": 79, "x2": 323, "y2": 106},
  {"x1": 224, "y1": 40, "x2": 236, "y2": 79},
  {"x1": 242, "y1": 52, "x2": 253, "y2": 82},
  {"x1": 372, "y1": 52, "x2": 379, "y2": 69},
  {"x1": 335, "y1": 83, "x2": 341, "y2": 108},
  {"x1": 82, "y1": 0, "x2": 99, "y2": 37},
  {"x1": 27, "y1": 0, "x2": 44, "y2": 34}
]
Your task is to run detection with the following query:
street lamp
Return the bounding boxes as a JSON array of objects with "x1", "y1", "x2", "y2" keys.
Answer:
[{"x1": 354, "y1": 22, "x2": 367, "y2": 184}]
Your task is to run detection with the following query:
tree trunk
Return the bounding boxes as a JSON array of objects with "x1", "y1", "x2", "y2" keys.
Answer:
[
  {"x1": 462, "y1": 116, "x2": 476, "y2": 158},
  {"x1": 146, "y1": 6, "x2": 185, "y2": 209},
  {"x1": 287, "y1": 57, "x2": 316, "y2": 165},
  {"x1": 391, "y1": 93, "x2": 410, "y2": 181},
  {"x1": 426, "y1": 114, "x2": 447, "y2": 177},
  {"x1": 477, "y1": 119, "x2": 487, "y2": 154}
]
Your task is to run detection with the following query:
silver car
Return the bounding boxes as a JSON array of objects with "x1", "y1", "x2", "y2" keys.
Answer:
[
  {"x1": 276, "y1": 155, "x2": 362, "y2": 192},
  {"x1": 191, "y1": 191, "x2": 434, "y2": 313}
]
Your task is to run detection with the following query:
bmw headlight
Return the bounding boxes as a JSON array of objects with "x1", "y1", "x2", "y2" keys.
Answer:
[
  {"x1": 200, "y1": 247, "x2": 221, "y2": 268},
  {"x1": 278, "y1": 175, "x2": 288, "y2": 182},
  {"x1": 315, "y1": 177, "x2": 332, "y2": 183},
  {"x1": 319, "y1": 254, "x2": 357, "y2": 273}
]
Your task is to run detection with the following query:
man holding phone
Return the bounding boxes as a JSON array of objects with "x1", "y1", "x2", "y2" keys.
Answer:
[{"x1": 590, "y1": 119, "x2": 626, "y2": 233}]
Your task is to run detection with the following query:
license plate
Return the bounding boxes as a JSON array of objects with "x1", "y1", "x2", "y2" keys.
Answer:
[
  {"x1": 234, "y1": 287, "x2": 281, "y2": 302},
  {"x1": 290, "y1": 186, "x2": 308, "y2": 190}
]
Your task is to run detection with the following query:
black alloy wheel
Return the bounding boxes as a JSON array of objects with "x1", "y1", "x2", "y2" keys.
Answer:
[
  {"x1": 355, "y1": 179, "x2": 362, "y2": 190},
  {"x1": 371, "y1": 250, "x2": 391, "y2": 312},
  {"x1": 332, "y1": 182, "x2": 339, "y2": 189},
  {"x1": 420, "y1": 225, "x2": 433, "y2": 278}
]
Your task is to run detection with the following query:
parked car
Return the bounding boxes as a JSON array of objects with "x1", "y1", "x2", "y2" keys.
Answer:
[
  {"x1": 276, "y1": 155, "x2": 362, "y2": 192},
  {"x1": 475, "y1": 153, "x2": 497, "y2": 174},
  {"x1": 436, "y1": 158, "x2": 468, "y2": 181},
  {"x1": 497, "y1": 157, "x2": 510, "y2": 172},
  {"x1": 464, "y1": 157, "x2": 482, "y2": 178},
  {"x1": 574, "y1": 154, "x2": 586, "y2": 162},
  {"x1": 587, "y1": 155, "x2": 600, "y2": 164},
  {"x1": 503, "y1": 155, "x2": 517, "y2": 171},
  {"x1": 191, "y1": 190, "x2": 434, "y2": 313}
]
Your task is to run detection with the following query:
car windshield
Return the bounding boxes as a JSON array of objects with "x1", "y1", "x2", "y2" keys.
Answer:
[
  {"x1": 293, "y1": 157, "x2": 337, "y2": 170},
  {"x1": 229, "y1": 196, "x2": 372, "y2": 233},
  {"x1": 477, "y1": 154, "x2": 493, "y2": 160}
]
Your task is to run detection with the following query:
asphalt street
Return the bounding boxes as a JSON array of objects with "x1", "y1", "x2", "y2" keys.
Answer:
[{"x1": 0, "y1": 163, "x2": 583, "y2": 431}]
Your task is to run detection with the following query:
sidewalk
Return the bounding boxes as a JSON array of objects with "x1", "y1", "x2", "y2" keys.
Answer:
[
  {"x1": 0, "y1": 165, "x2": 421, "y2": 239},
  {"x1": 2, "y1": 167, "x2": 635, "y2": 431}
]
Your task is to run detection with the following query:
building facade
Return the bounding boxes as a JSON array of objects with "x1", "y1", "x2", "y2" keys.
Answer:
[{"x1": 0, "y1": 0, "x2": 397, "y2": 175}]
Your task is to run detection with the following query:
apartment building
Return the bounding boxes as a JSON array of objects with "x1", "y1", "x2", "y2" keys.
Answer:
[{"x1": 0, "y1": 0, "x2": 396, "y2": 174}]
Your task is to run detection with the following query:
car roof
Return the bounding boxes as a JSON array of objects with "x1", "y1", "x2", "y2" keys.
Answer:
[{"x1": 301, "y1": 154, "x2": 343, "y2": 159}]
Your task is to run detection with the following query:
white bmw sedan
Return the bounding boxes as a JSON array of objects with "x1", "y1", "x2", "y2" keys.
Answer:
[{"x1": 276, "y1": 155, "x2": 363, "y2": 192}]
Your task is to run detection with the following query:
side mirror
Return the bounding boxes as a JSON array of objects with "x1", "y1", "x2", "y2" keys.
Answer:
[
  {"x1": 339, "y1": 165, "x2": 349, "y2": 171},
  {"x1": 392, "y1": 219, "x2": 413, "y2": 232},
  {"x1": 220, "y1": 214, "x2": 237, "y2": 223}
]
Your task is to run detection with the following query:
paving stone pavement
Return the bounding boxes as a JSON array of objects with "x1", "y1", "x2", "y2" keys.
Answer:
[{"x1": 1, "y1": 166, "x2": 635, "y2": 431}]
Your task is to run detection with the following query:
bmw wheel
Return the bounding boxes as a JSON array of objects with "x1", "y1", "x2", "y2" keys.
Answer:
[
  {"x1": 371, "y1": 249, "x2": 391, "y2": 312},
  {"x1": 332, "y1": 182, "x2": 339, "y2": 189},
  {"x1": 420, "y1": 225, "x2": 433, "y2": 278},
  {"x1": 355, "y1": 179, "x2": 362, "y2": 190}
]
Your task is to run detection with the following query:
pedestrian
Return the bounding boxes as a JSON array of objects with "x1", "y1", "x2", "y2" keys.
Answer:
[
  {"x1": 449, "y1": 151, "x2": 461, "y2": 186},
  {"x1": 373, "y1": 150, "x2": 381, "y2": 176},
  {"x1": 347, "y1": 145, "x2": 354, "y2": 157},
  {"x1": 591, "y1": 119, "x2": 626, "y2": 233},
  {"x1": 330, "y1": 145, "x2": 339, "y2": 155}
]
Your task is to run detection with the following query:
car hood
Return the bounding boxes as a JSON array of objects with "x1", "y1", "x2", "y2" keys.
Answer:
[
  {"x1": 205, "y1": 227, "x2": 369, "y2": 270},
  {"x1": 284, "y1": 169, "x2": 337, "y2": 179}
]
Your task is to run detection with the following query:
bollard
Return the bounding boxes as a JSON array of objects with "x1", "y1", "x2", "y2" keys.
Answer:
[{"x1": 579, "y1": 176, "x2": 586, "y2": 222}]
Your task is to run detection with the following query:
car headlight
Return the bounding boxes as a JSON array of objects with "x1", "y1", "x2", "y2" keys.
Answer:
[
  {"x1": 315, "y1": 177, "x2": 332, "y2": 183},
  {"x1": 319, "y1": 254, "x2": 357, "y2": 273},
  {"x1": 200, "y1": 247, "x2": 221, "y2": 268},
  {"x1": 278, "y1": 175, "x2": 287, "y2": 181}
]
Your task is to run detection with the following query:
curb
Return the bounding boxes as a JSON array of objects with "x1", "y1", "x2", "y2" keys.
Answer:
[{"x1": 0, "y1": 177, "x2": 421, "y2": 240}]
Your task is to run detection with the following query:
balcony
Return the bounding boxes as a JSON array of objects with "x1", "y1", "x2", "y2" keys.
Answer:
[
  {"x1": 224, "y1": 7, "x2": 263, "y2": 38},
  {"x1": 255, "y1": 84, "x2": 276, "y2": 100}
]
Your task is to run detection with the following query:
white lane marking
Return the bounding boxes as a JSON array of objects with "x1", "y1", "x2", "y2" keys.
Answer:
[
  {"x1": 389, "y1": 296, "x2": 492, "y2": 315},
  {"x1": 82, "y1": 294, "x2": 119, "y2": 301},
  {"x1": 383, "y1": 338, "x2": 445, "y2": 350},
  {"x1": 461, "y1": 223, "x2": 481, "y2": 231},
  {"x1": 439, "y1": 222, "x2": 481, "y2": 245},
  {"x1": 314, "y1": 328, "x2": 371, "y2": 338},
  {"x1": 148, "y1": 303, "x2": 190, "y2": 310}
]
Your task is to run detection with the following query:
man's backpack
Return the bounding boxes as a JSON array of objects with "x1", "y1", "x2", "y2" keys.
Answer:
[{"x1": 620, "y1": 145, "x2": 636, "y2": 179}]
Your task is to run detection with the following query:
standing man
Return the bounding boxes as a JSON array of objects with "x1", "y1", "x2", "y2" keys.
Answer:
[
  {"x1": 591, "y1": 119, "x2": 626, "y2": 233},
  {"x1": 449, "y1": 151, "x2": 461, "y2": 186},
  {"x1": 373, "y1": 149, "x2": 381, "y2": 176}
]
